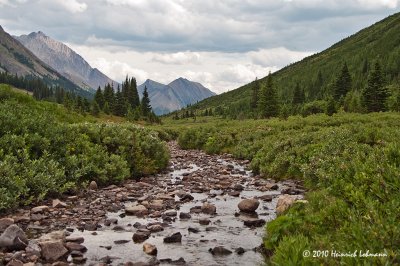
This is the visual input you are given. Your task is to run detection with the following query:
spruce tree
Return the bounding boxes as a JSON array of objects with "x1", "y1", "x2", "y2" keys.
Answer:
[
  {"x1": 91, "y1": 101, "x2": 100, "y2": 117},
  {"x1": 258, "y1": 73, "x2": 279, "y2": 118},
  {"x1": 250, "y1": 78, "x2": 260, "y2": 110},
  {"x1": 363, "y1": 62, "x2": 388, "y2": 112},
  {"x1": 334, "y1": 62, "x2": 352, "y2": 100},
  {"x1": 94, "y1": 87, "x2": 105, "y2": 110},
  {"x1": 103, "y1": 83, "x2": 115, "y2": 112},
  {"x1": 292, "y1": 83, "x2": 305, "y2": 105},
  {"x1": 140, "y1": 86, "x2": 152, "y2": 117},
  {"x1": 114, "y1": 86, "x2": 125, "y2": 116}
]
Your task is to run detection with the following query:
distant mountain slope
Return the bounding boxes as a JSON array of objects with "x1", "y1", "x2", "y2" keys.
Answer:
[
  {"x1": 192, "y1": 12, "x2": 400, "y2": 113},
  {"x1": 168, "y1": 77, "x2": 216, "y2": 106},
  {"x1": 138, "y1": 78, "x2": 215, "y2": 115},
  {"x1": 15, "y1": 31, "x2": 117, "y2": 91},
  {"x1": 0, "y1": 25, "x2": 91, "y2": 97}
]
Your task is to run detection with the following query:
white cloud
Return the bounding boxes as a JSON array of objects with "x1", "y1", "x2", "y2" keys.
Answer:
[
  {"x1": 91, "y1": 58, "x2": 149, "y2": 84},
  {"x1": 39, "y1": 0, "x2": 87, "y2": 13},
  {"x1": 1, "y1": 0, "x2": 398, "y2": 93},
  {"x1": 356, "y1": 0, "x2": 398, "y2": 9},
  {"x1": 249, "y1": 47, "x2": 313, "y2": 68},
  {"x1": 152, "y1": 52, "x2": 201, "y2": 65}
]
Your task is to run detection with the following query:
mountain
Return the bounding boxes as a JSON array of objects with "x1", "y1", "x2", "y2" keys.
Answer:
[
  {"x1": 191, "y1": 12, "x2": 400, "y2": 115},
  {"x1": 15, "y1": 31, "x2": 117, "y2": 91},
  {"x1": 0, "y1": 25, "x2": 91, "y2": 97},
  {"x1": 138, "y1": 78, "x2": 216, "y2": 115}
]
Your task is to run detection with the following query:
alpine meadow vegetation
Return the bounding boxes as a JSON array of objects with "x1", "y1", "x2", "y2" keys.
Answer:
[
  {"x1": 154, "y1": 112, "x2": 400, "y2": 265},
  {"x1": 0, "y1": 84, "x2": 169, "y2": 211}
]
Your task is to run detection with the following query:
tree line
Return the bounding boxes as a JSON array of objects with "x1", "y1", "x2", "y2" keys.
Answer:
[
  {"x1": 92, "y1": 77, "x2": 159, "y2": 123},
  {"x1": 0, "y1": 71, "x2": 159, "y2": 123}
]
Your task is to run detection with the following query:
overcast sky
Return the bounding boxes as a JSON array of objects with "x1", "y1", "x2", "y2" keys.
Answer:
[{"x1": 0, "y1": 0, "x2": 398, "y2": 93}]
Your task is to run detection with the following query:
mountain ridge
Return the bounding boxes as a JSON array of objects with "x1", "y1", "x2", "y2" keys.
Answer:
[
  {"x1": 0, "y1": 25, "x2": 91, "y2": 97},
  {"x1": 138, "y1": 78, "x2": 215, "y2": 115},
  {"x1": 190, "y1": 12, "x2": 400, "y2": 116},
  {"x1": 15, "y1": 31, "x2": 117, "y2": 91}
]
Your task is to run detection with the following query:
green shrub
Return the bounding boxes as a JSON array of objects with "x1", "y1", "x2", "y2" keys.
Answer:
[{"x1": 0, "y1": 86, "x2": 169, "y2": 210}]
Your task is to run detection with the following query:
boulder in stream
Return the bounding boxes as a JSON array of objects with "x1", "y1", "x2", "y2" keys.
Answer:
[
  {"x1": 163, "y1": 232, "x2": 182, "y2": 243},
  {"x1": 238, "y1": 198, "x2": 260, "y2": 213}
]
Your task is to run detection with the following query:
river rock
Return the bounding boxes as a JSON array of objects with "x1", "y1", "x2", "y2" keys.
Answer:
[
  {"x1": 265, "y1": 183, "x2": 279, "y2": 190},
  {"x1": 179, "y1": 194, "x2": 194, "y2": 202},
  {"x1": 243, "y1": 218, "x2": 266, "y2": 227},
  {"x1": 65, "y1": 236, "x2": 84, "y2": 244},
  {"x1": 163, "y1": 232, "x2": 182, "y2": 243},
  {"x1": 236, "y1": 247, "x2": 246, "y2": 255},
  {"x1": 159, "y1": 257, "x2": 186, "y2": 265},
  {"x1": 39, "y1": 240, "x2": 68, "y2": 262},
  {"x1": 201, "y1": 203, "x2": 216, "y2": 214},
  {"x1": 89, "y1": 181, "x2": 98, "y2": 190},
  {"x1": 125, "y1": 205, "x2": 148, "y2": 216},
  {"x1": 164, "y1": 210, "x2": 177, "y2": 217},
  {"x1": 238, "y1": 198, "x2": 259, "y2": 213},
  {"x1": 276, "y1": 195, "x2": 298, "y2": 214},
  {"x1": 132, "y1": 230, "x2": 151, "y2": 243},
  {"x1": 0, "y1": 225, "x2": 28, "y2": 251},
  {"x1": 52, "y1": 199, "x2": 68, "y2": 208},
  {"x1": 65, "y1": 242, "x2": 87, "y2": 252},
  {"x1": 39, "y1": 231, "x2": 65, "y2": 242},
  {"x1": 149, "y1": 200, "x2": 164, "y2": 210},
  {"x1": 233, "y1": 184, "x2": 244, "y2": 191},
  {"x1": 257, "y1": 195, "x2": 273, "y2": 202},
  {"x1": 147, "y1": 224, "x2": 164, "y2": 233},
  {"x1": 6, "y1": 259, "x2": 23, "y2": 266},
  {"x1": 179, "y1": 212, "x2": 191, "y2": 219},
  {"x1": 104, "y1": 218, "x2": 118, "y2": 226},
  {"x1": 228, "y1": 191, "x2": 240, "y2": 197},
  {"x1": 0, "y1": 218, "x2": 14, "y2": 232},
  {"x1": 188, "y1": 227, "x2": 200, "y2": 233},
  {"x1": 143, "y1": 243, "x2": 157, "y2": 256},
  {"x1": 31, "y1": 206, "x2": 49, "y2": 214},
  {"x1": 209, "y1": 246, "x2": 233, "y2": 256},
  {"x1": 199, "y1": 218, "x2": 211, "y2": 225}
]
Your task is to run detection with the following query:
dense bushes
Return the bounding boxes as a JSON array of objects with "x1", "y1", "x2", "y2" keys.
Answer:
[
  {"x1": 170, "y1": 113, "x2": 400, "y2": 264},
  {"x1": 0, "y1": 85, "x2": 169, "y2": 210}
]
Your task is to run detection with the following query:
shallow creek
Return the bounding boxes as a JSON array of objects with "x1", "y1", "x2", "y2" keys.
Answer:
[{"x1": 65, "y1": 143, "x2": 293, "y2": 266}]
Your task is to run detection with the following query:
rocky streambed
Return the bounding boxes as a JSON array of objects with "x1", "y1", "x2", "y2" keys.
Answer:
[{"x1": 0, "y1": 142, "x2": 305, "y2": 266}]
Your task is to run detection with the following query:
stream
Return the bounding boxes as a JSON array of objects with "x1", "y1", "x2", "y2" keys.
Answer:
[{"x1": 0, "y1": 142, "x2": 304, "y2": 266}]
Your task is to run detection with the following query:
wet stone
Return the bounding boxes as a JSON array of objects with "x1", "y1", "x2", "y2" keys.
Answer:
[
  {"x1": 209, "y1": 246, "x2": 233, "y2": 256},
  {"x1": 179, "y1": 212, "x2": 191, "y2": 220},
  {"x1": 199, "y1": 218, "x2": 211, "y2": 225},
  {"x1": 163, "y1": 232, "x2": 182, "y2": 243}
]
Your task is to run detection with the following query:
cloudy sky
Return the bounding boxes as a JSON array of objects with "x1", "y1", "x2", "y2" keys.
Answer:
[{"x1": 0, "y1": 0, "x2": 398, "y2": 93}]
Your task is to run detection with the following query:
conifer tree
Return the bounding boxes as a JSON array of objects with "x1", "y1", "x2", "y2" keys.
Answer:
[
  {"x1": 363, "y1": 62, "x2": 388, "y2": 112},
  {"x1": 91, "y1": 101, "x2": 100, "y2": 117},
  {"x1": 258, "y1": 73, "x2": 279, "y2": 118},
  {"x1": 292, "y1": 83, "x2": 305, "y2": 105},
  {"x1": 103, "y1": 83, "x2": 115, "y2": 112},
  {"x1": 334, "y1": 62, "x2": 352, "y2": 100},
  {"x1": 94, "y1": 87, "x2": 105, "y2": 110},
  {"x1": 114, "y1": 86, "x2": 125, "y2": 116},
  {"x1": 140, "y1": 86, "x2": 152, "y2": 117},
  {"x1": 250, "y1": 78, "x2": 260, "y2": 110}
]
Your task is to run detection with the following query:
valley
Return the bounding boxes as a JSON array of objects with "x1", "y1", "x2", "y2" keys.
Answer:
[
  {"x1": 1, "y1": 142, "x2": 302, "y2": 265},
  {"x1": 0, "y1": 5, "x2": 399, "y2": 266}
]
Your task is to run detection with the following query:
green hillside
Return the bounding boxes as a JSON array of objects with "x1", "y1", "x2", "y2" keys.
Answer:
[{"x1": 189, "y1": 12, "x2": 400, "y2": 117}]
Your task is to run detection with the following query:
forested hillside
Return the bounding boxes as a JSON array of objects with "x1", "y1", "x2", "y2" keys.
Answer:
[{"x1": 181, "y1": 12, "x2": 400, "y2": 119}]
